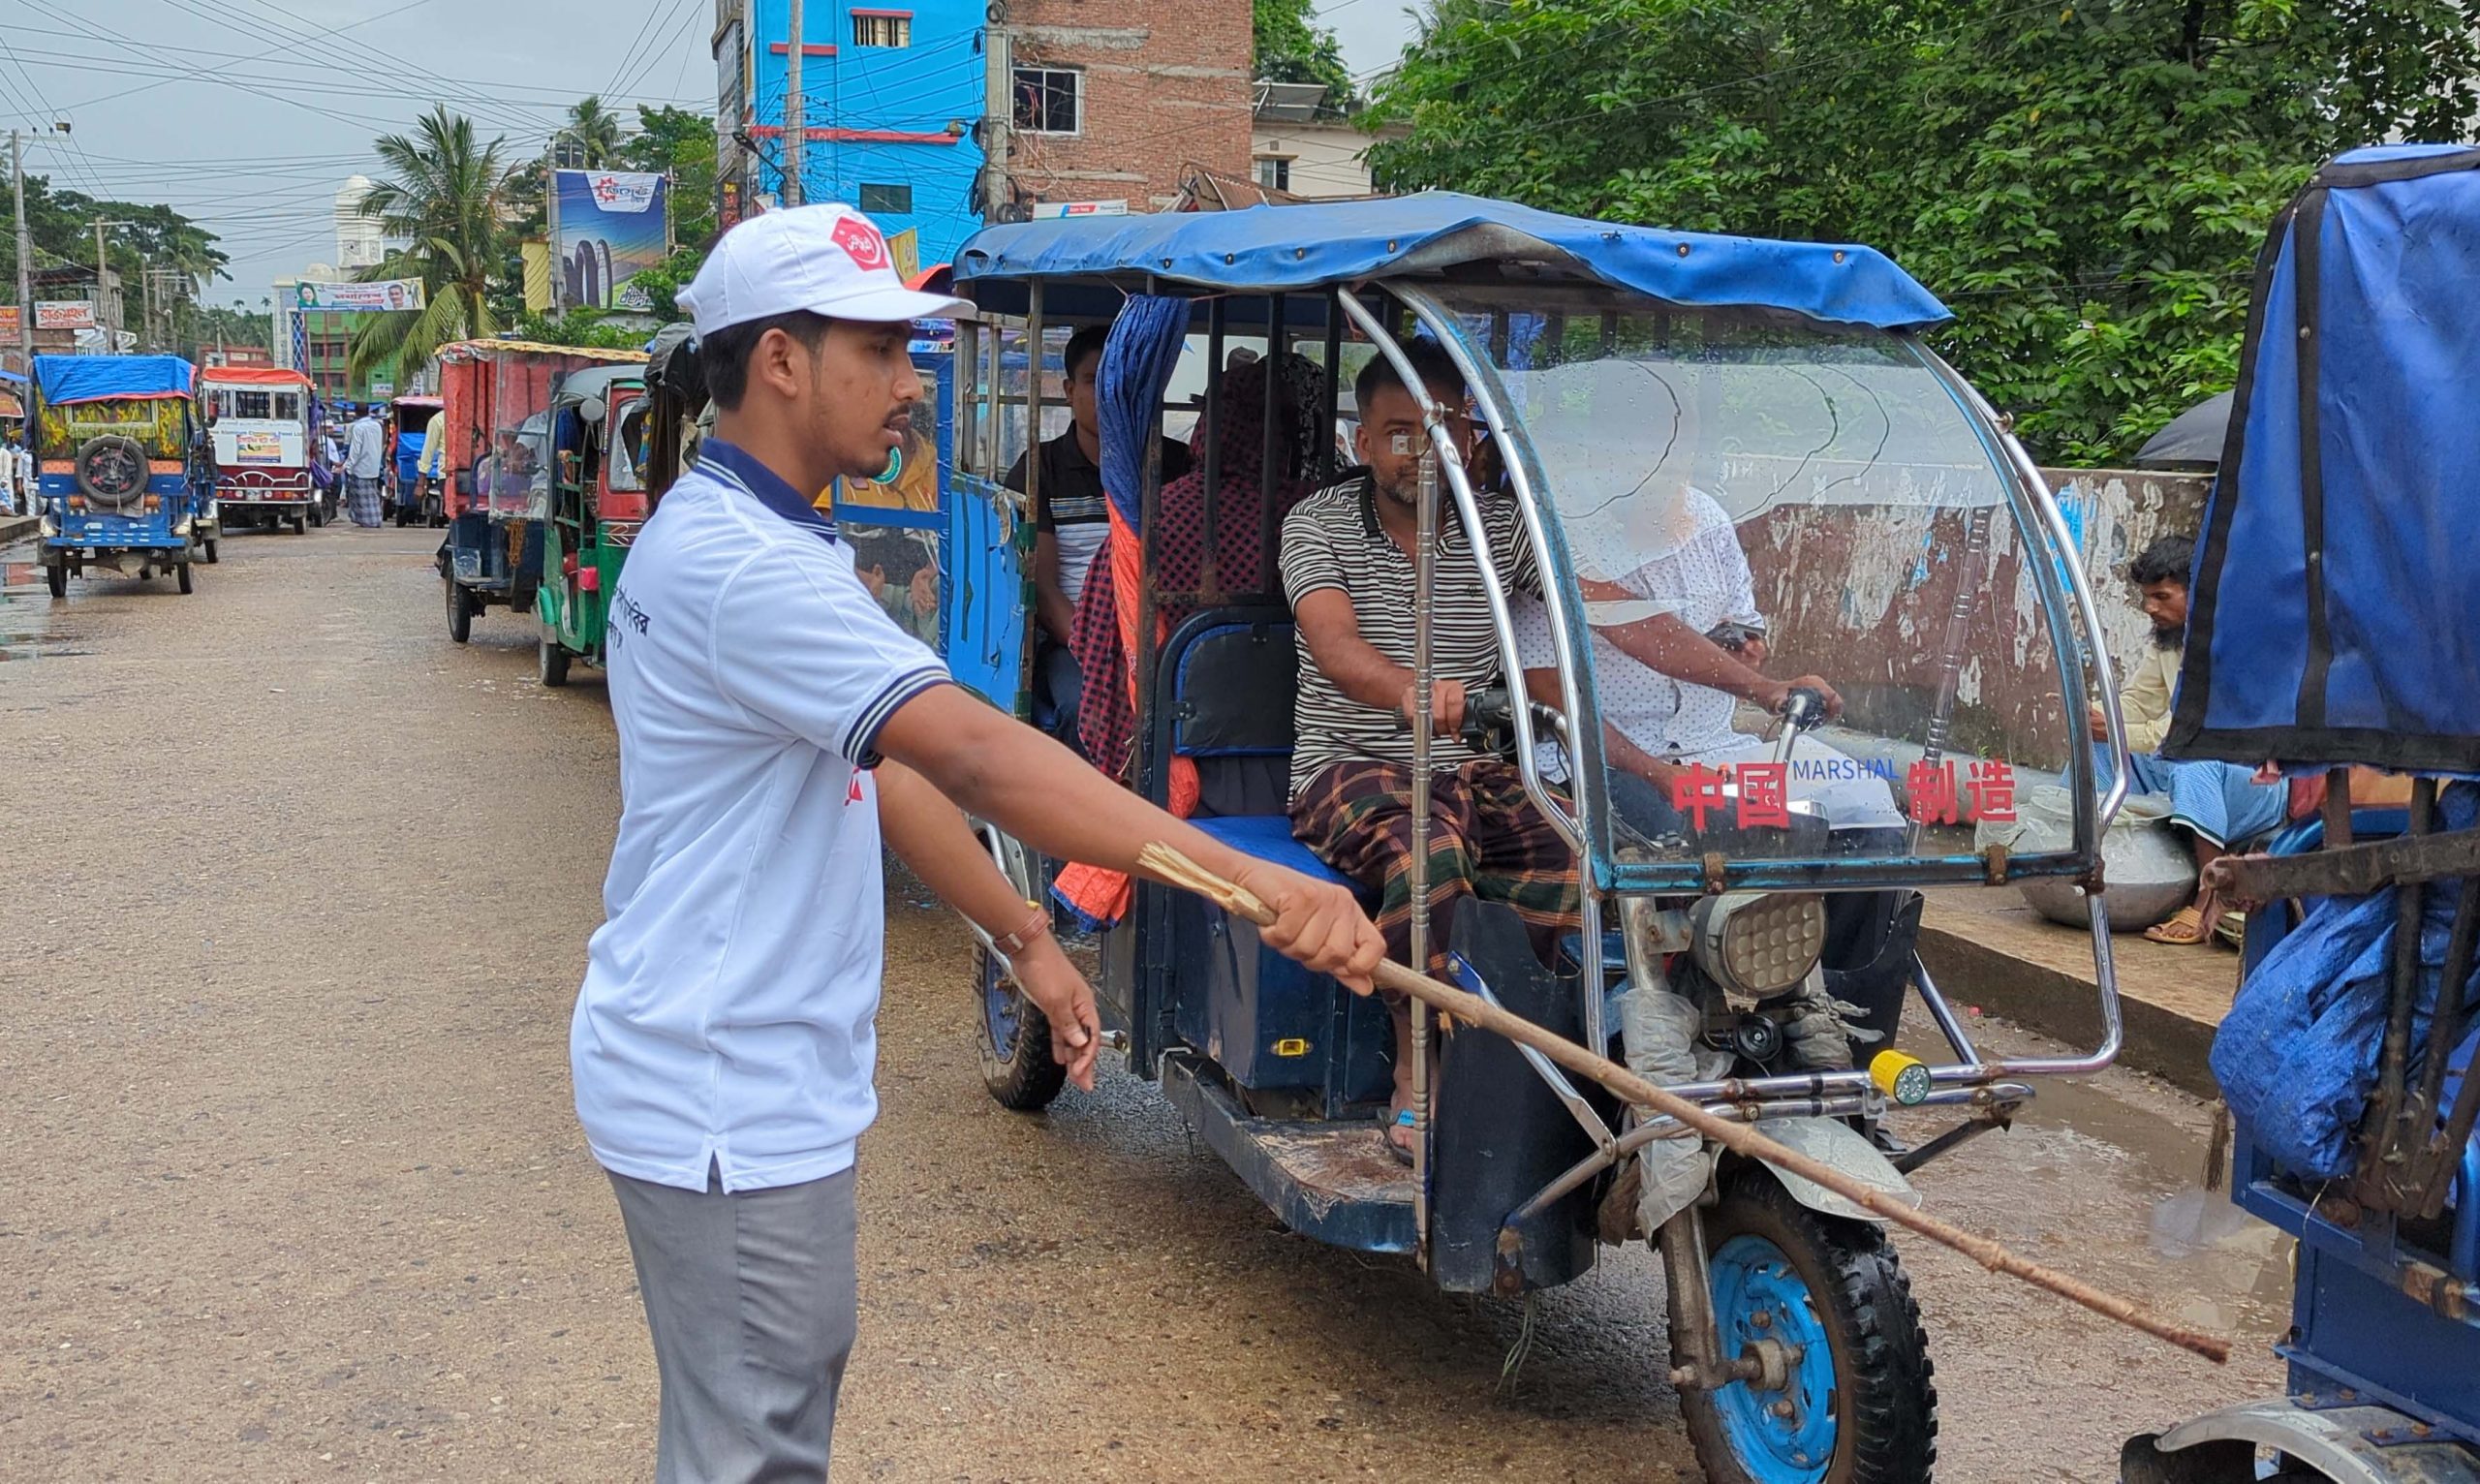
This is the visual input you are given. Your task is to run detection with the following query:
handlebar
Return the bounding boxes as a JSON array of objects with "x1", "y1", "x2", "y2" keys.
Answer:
[{"x1": 1779, "y1": 686, "x2": 1828, "y2": 734}]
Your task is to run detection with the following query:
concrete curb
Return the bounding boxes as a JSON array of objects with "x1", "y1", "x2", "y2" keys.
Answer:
[
  {"x1": 1915, "y1": 908, "x2": 2234, "y2": 1100},
  {"x1": 0, "y1": 514, "x2": 35, "y2": 547}
]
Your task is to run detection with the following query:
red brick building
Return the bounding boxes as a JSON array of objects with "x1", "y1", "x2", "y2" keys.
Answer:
[{"x1": 998, "y1": 0, "x2": 1254, "y2": 215}]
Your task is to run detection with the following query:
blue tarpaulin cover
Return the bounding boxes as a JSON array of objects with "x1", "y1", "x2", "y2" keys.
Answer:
[
  {"x1": 2171, "y1": 145, "x2": 2480, "y2": 774},
  {"x1": 32, "y1": 355, "x2": 198, "y2": 405},
  {"x1": 955, "y1": 193, "x2": 1952, "y2": 330},
  {"x1": 2215, "y1": 786, "x2": 2480, "y2": 1180}
]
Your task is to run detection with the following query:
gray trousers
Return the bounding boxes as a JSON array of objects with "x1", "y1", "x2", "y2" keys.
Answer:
[{"x1": 608, "y1": 1164, "x2": 858, "y2": 1484}]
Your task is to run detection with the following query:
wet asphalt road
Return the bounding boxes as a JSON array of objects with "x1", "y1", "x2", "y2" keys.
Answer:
[{"x1": 1, "y1": 522, "x2": 2293, "y2": 1482}]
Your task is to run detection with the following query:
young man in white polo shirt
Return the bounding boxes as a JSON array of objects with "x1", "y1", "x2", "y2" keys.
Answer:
[{"x1": 571, "y1": 202, "x2": 1384, "y2": 1483}]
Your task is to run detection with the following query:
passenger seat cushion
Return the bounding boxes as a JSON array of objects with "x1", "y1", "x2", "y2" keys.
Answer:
[{"x1": 1187, "y1": 814, "x2": 1362, "y2": 892}]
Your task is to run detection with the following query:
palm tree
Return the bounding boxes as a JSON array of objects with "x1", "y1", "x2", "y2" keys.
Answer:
[
  {"x1": 349, "y1": 107, "x2": 515, "y2": 380},
  {"x1": 560, "y1": 95, "x2": 625, "y2": 170}
]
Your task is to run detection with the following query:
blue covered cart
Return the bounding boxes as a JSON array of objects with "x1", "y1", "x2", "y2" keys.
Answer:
[
  {"x1": 30, "y1": 355, "x2": 211, "y2": 599},
  {"x1": 2123, "y1": 146, "x2": 2480, "y2": 1484}
]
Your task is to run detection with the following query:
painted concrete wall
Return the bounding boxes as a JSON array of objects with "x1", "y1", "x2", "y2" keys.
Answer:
[
  {"x1": 741, "y1": 0, "x2": 988, "y2": 265},
  {"x1": 1250, "y1": 120, "x2": 1375, "y2": 200},
  {"x1": 1739, "y1": 467, "x2": 2211, "y2": 773}
]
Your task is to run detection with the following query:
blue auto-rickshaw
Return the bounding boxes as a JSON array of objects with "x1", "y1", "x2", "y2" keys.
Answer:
[
  {"x1": 30, "y1": 354, "x2": 210, "y2": 599},
  {"x1": 390, "y1": 394, "x2": 445, "y2": 527},
  {"x1": 946, "y1": 195, "x2": 2139, "y2": 1481},
  {"x1": 2121, "y1": 146, "x2": 2480, "y2": 1484}
]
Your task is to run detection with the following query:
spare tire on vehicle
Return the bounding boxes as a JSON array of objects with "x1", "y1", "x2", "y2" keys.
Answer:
[{"x1": 74, "y1": 435, "x2": 151, "y2": 510}]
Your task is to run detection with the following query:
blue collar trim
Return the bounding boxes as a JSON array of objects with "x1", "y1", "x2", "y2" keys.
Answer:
[{"x1": 697, "y1": 438, "x2": 837, "y2": 542}]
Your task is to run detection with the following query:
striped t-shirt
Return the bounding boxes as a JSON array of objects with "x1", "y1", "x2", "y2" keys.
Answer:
[{"x1": 1280, "y1": 474, "x2": 1540, "y2": 798}]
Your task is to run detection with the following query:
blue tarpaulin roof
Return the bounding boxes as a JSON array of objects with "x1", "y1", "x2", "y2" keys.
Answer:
[
  {"x1": 32, "y1": 355, "x2": 197, "y2": 404},
  {"x1": 2170, "y1": 144, "x2": 2480, "y2": 774},
  {"x1": 954, "y1": 193, "x2": 1952, "y2": 330}
]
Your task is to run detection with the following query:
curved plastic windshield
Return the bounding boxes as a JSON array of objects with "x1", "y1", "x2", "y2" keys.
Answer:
[{"x1": 1434, "y1": 294, "x2": 2079, "y2": 873}]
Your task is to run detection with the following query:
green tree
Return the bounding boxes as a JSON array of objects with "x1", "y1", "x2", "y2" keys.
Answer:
[
  {"x1": 1368, "y1": 0, "x2": 2480, "y2": 461},
  {"x1": 622, "y1": 105, "x2": 720, "y2": 250},
  {"x1": 1255, "y1": 0, "x2": 1358, "y2": 111},
  {"x1": 560, "y1": 95, "x2": 627, "y2": 169},
  {"x1": 349, "y1": 107, "x2": 518, "y2": 379},
  {"x1": 0, "y1": 173, "x2": 230, "y2": 310}
]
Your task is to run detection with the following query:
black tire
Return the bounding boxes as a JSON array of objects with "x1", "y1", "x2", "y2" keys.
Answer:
[
  {"x1": 176, "y1": 562, "x2": 194, "y2": 595},
  {"x1": 46, "y1": 562, "x2": 66, "y2": 600},
  {"x1": 538, "y1": 633, "x2": 571, "y2": 688},
  {"x1": 446, "y1": 580, "x2": 473, "y2": 644},
  {"x1": 202, "y1": 539, "x2": 219, "y2": 565},
  {"x1": 1679, "y1": 1169, "x2": 1937, "y2": 1484},
  {"x1": 975, "y1": 943, "x2": 1067, "y2": 1111}
]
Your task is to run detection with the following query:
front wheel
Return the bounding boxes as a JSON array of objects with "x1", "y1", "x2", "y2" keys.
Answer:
[
  {"x1": 975, "y1": 943, "x2": 1066, "y2": 1111},
  {"x1": 202, "y1": 538, "x2": 219, "y2": 565},
  {"x1": 538, "y1": 632, "x2": 571, "y2": 688},
  {"x1": 176, "y1": 562, "x2": 194, "y2": 595},
  {"x1": 1678, "y1": 1170, "x2": 1937, "y2": 1484},
  {"x1": 445, "y1": 581, "x2": 473, "y2": 644},
  {"x1": 46, "y1": 562, "x2": 65, "y2": 600}
]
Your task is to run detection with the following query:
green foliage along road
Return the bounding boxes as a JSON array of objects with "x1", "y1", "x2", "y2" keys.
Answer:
[{"x1": 1368, "y1": 0, "x2": 2480, "y2": 462}]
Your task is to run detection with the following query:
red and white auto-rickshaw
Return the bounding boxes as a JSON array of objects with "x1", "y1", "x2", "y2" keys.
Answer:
[{"x1": 200, "y1": 366, "x2": 319, "y2": 535}]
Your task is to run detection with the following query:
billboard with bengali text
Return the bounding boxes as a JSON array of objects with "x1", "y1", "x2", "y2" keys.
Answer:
[
  {"x1": 294, "y1": 280, "x2": 426, "y2": 313},
  {"x1": 550, "y1": 170, "x2": 671, "y2": 313},
  {"x1": 0, "y1": 301, "x2": 100, "y2": 332}
]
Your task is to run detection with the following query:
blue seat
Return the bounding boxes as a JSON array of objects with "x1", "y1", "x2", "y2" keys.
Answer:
[{"x1": 1189, "y1": 814, "x2": 1360, "y2": 891}]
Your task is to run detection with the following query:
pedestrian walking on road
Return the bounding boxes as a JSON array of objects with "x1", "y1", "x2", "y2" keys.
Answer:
[
  {"x1": 343, "y1": 403, "x2": 386, "y2": 527},
  {"x1": 569, "y1": 201, "x2": 1386, "y2": 1484}
]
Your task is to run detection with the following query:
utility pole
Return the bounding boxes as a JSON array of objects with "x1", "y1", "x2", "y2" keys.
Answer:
[
  {"x1": 978, "y1": 6, "x2": 1012, "y2": 221},
  {"x1": 91, "y1": 216, "x2": 133, "y2": 346},
  {"x1": 11, "y1": 132, "x2": 31, "y2": 377},
  {"x1": 782, "y1": 0, "x2": 805, "y2": 206}
]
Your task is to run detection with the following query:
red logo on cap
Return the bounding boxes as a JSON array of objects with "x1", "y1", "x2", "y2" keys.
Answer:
[{"x1": 832, "y1": 215, "x2": 890, "y2": 272}]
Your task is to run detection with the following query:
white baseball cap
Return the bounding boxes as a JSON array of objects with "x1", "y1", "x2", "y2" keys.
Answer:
[{"x1": 676, "y1": 202, "x2": 969, "y2": 339}]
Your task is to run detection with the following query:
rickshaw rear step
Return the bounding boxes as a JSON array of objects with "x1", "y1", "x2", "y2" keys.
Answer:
[{"x1": 1160, "y1": 1052, "x2": 1416, "y2": 1254}]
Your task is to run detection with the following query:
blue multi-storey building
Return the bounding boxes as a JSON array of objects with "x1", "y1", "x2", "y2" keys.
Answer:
[{"x1": 716, "y1": 0, "x2": 988, "y2": 267}]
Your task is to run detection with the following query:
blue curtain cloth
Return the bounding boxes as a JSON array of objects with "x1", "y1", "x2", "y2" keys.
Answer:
[
  {"x1": 1097, "y1": 294, "x2": 1194, "y2": 531},
  {"x1": 2213, "y1": 784, "x2": 2480, "y2": 1180}
]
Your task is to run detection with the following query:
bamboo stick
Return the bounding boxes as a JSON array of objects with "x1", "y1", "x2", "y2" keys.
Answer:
[{"x1": 1138, "y1": 843, "x2": 2231, "y2": 1365}]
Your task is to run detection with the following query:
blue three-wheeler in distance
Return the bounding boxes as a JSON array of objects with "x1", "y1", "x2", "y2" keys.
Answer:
[
  {"x1": 2121, "y1": 146, "x2": 2480, "y2": 1484},
  {"x1": 30, "y1": 354, "x2": 211, "y2": 599},
  {"x1": 942, "y1": 195, "x2": 2137, "y2": 1482}
]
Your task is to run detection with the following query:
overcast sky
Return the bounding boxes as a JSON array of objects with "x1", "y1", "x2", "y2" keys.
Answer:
[{"x1": 6, "y1": 0, "x2": 1417, "y2": 309}]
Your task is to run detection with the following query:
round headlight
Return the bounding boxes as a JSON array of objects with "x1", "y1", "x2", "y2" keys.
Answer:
[{"x1": 1690, "y1": 891, "x2": 1827, "y2": 1001}]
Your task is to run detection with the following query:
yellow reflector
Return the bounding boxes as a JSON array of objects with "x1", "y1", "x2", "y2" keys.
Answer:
[
  {"x1": 1271, "y1": 1037, "x2": 1311, "y2": 1058},
  {"x1": 1870, "y1": 1050, "x2": 1933, "y2": 1106}
]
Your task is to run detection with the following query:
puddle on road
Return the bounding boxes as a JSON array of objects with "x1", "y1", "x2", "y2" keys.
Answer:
[
  {"x1": 1887, "y1": 1019, "x2": 2296, "y2": 1339},
  {"x1": 0, "y1": 558, "x2": 90, "y2": 662}
]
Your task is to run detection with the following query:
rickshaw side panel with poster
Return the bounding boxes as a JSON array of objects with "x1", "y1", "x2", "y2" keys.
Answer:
[
  {"x1": 200, "y1": 365, "x2": 316, "y2": 536},
  {"x1": 2123, "y1": 145, "x2": 2480, "y2": 1484},
  {"x1": 947, "y1": 195, "x2": 2135, "y2": 1484},
  {"x1": 432, "y1": 340, "x2": 645, "y2": 645},
  {"x1": 31, "y1": 355, "x2": 211, "y2": 597},
  {"x1": 536, "y1": 363, "x2": 651, "y2": 683}
]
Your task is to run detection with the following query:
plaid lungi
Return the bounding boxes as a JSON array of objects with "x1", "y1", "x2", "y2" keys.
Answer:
[
  {"x1": 346, "y1": 475, "x2": 385, "y2": 527},
  {"x1": 1290, "y1": 757, "x2": 1577, "y2": 979}
]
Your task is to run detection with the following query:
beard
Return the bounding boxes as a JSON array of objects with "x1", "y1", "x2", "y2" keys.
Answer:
[{"x1": 2151, "y1": 620, "x2": 2186, "y2": 651}]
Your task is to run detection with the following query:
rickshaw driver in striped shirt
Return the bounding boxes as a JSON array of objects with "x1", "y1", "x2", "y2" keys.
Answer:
[{"x1": 1284, "y1": 338, "x2": 1581, "y2": 1164}]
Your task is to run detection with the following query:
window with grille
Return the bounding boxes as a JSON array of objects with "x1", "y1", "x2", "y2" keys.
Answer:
[
  {"x1": 233, "y1": 390, "x2": 272, "y2": 418},
  {"x1": 858, "y1": 183, "x2": 914, "y2": 215},
  {"x1": 852, "y1": 13, "x2": 910, "y2": 47},
  {"x1": 1256, "y1": 156, "x2": 1291, "y2": 192},
  {"x1": 1013, "y1": 67, "x2": 1081, "y2": 135}
]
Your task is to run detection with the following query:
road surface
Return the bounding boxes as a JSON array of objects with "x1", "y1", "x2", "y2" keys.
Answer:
[{"x1": 1, "y1": 523, "x2": 2288, "y2": 1481}]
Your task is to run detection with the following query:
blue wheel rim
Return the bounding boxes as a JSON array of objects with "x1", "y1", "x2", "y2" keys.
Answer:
[
  {"x1": 980, "y1": 950, "x2": 1024, "y2": 1063},
  {"x1": 1707, "y1": 1232, "x2": 1838, "y2": 1483}
]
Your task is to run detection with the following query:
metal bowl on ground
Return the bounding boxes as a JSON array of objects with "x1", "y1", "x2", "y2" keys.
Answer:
[{"x1": 1980, "y1": 785, "x2": 2195, "y2": 930}]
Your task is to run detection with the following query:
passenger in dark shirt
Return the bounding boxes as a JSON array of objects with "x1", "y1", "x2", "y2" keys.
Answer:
[{"x1": 1005, "y1": 322, "x2": 1191, "y2": 748}]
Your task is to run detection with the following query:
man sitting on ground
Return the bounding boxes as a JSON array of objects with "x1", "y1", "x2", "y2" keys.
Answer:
[
  {"x1": 1006, "y1": 322, "x2": 1193, "y2": 748},
  {"x1": 2094, "y1": 533, "x2": 2286, "y2": 945},
  {"x1": 1285, "y1": 338, "x2": 1577, "y2": 1162}
]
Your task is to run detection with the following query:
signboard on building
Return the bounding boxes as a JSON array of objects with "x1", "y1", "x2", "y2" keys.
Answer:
[
  {"x1": 886, "y1": 228, "x2": 921, "y2": 284},
  {"x1": 0, "y1": 301, "x2": 100, "y2": 332},
  {"x1": 1030, "y1": 201, "x2": 1129, "y2": 219},
  {"x1": 550, "y1": 169, "x2": 672, "y2": 313},
  {"x1": 294, "y1": 280, "x2": 427, "y2": 313}
]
